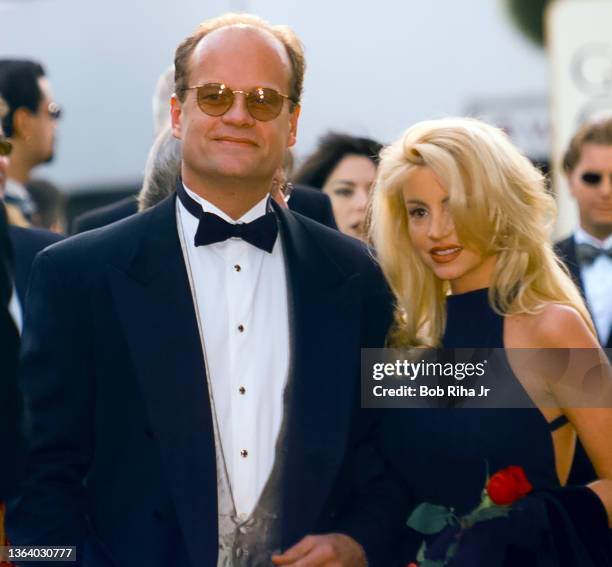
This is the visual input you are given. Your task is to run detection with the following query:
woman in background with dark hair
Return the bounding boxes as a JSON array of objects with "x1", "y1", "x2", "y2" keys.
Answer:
[{"x1": 293, "y1": 131, "x2": 382, "y2": 241}]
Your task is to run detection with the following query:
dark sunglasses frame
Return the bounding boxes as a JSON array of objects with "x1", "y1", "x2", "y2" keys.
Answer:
[
  {"x1": 581, "y1": 171, "x2": 612, "y2": 187},
  {"x1": 0, "y1": 137, "x2": 12, "y2": 157},
  {"x1": 185, "y1": 83, "x2": 297, "y2": 122},
  {"x1": 47, "y1": 102, "x2": 62, "y2": 120}
]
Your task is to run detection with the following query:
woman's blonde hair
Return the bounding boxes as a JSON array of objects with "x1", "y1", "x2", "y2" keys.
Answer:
[{"x1": 369, "y1": 117, "x2": 594, "y2": 347}]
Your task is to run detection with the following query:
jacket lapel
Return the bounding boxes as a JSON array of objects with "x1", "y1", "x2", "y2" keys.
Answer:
[
  {"x1": 565, "y1": 236, "x2": 586, "y2": 294},
  {"x1": 274, "y1": 207, "x2": 361, "y2": 545},
  {"x1": 106, "y1": 196, "x2": 218, "y2": 567}
]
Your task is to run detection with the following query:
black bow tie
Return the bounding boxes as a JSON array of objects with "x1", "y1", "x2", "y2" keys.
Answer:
[
  {"x1": 576, "y1": 242, "x2": 612, "y2": 266},
  {"x1": 176, "y1": 180, "x2": 278, "y2": 253}
]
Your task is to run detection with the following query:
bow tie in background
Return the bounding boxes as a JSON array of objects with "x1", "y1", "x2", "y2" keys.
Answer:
[
  {"x1": 176, "y1": 180, "x2": 278, "y2": 253},
  {"x1": 576, "y1": 242, "x2": 612, "y2": 266}
]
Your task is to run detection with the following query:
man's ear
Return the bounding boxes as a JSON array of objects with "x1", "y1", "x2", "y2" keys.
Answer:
[
  {"x1": 170, "y1": 94, "x2": 183, "y2": 140},
  {"x1": 12, "y1": 107, "x2": 33, "y2": 140},
  {"x1": 287, "y1": 104, "x2": 300, "y2": 148}
]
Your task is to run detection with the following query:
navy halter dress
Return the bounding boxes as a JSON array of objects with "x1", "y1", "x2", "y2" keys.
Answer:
[{"x1": 381, "y1": 289, "x2": 611, "y2": 566}]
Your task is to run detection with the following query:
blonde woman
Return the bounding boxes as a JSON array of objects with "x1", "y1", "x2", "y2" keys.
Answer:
[{"x1": 370, "y1": 118, "x2": 612, "y2": 565}]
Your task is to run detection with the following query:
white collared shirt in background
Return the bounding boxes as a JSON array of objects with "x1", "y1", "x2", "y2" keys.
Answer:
[
  {"x1": 575, "y1": 228, "x2": 612, "y2": 344},
  {"x1": 177, "y1": 185, "x2": 290, "y2": 518},
  {"x1": 8, "y1": 284, "x2": 22, "y2": 334}
]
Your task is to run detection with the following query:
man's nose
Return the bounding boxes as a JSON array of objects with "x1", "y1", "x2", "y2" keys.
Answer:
[
  {"x1": 221, "y1": 92, "x2": 255, "y2": 127},
  {"x1": 601, "y1": 173, "x2": 612, "y2": 197}
]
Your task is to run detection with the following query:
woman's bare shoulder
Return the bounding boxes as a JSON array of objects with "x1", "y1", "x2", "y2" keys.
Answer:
[{"x1": 505, "y1": 303, "x2": 597, "y2": 348}]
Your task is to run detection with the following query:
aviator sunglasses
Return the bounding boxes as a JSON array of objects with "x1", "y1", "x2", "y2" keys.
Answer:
[
  {"x1": 184, "y1": 83, "x2": 297, "y2": 122},
  {"x1": 581, "y1": 171, "x2": 612, "y2": 187},
  {"x1": 47, "y1": 102, "x2": 62, "y2": 120}
]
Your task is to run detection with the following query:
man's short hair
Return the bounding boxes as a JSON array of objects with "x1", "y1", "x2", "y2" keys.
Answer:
[
  {"x1": 0, "y1": 59, "x2": 46, "y2": 137},
  {"x1": 563, "y1": 116, "x2": 612, "y2": 172},
  {"x1": 174, "y1": 13, "x2": 305, "y2": 109}
]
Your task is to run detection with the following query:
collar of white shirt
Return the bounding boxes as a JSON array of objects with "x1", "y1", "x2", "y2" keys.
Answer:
[
  {"x1": 5, "y1": 177, "x2": 29, "y2": 201},
  {"x1": 574, "y1": 227, "x2": 612, "y2": 250},
  {"x1": 182, "y1": 183, "x2": 270, "y2": 225}
]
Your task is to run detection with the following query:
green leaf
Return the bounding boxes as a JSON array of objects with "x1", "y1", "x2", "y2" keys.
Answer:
[
  {"x1": 407, "y1": 503, "x2": 453, "y2": 535},
  {"x1": 420, "y1": 560, "x2": 446, "y2": 567},
  {"x1": 470, "y1": 505, "x2": 511, "y2": 525}
]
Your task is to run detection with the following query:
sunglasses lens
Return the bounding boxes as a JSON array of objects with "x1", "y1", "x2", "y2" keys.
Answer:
[
  {"x1": 581, "y1": 172, "x2": 602, "y2": 186},
  {"x1": 48, "y1": 103, "x2": 62, "y2": 120},
  {"x1": 246, "y1": 88, "x2": 284, "y2": 121},
  {"x1": 196, "y1": 84, "x2": 233, "y2": 117},
  {"x1": 0, "y1": 139, "x2": 12, "y2": 157}
]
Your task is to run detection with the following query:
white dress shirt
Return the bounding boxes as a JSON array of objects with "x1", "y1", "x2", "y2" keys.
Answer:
[
  {"x1": 8, "y1": 283, "x2": 22, "y2": 334},
  {"x1": 5, "y1": 178, "x2": 36, "y2": 218},
  {"x1": 177, "y1": 185, "x2": 290, "y2": 518},
  {"x1": 575, "y1": 228, "x2": 612, "y2": 344}
]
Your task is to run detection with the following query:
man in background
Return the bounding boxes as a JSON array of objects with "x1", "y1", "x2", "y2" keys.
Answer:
[
  {"x1": 555, "y1": 116, "x2": 612, "y2": 486},
  {"x1": 0, "y1": 60, "x2": 61, "y2": 223},
  {"x1": 556, "y1": 116, "x2": 612, "y2": 349}
]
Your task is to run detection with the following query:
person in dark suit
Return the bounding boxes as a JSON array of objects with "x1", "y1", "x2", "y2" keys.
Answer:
[
  {"x1": 0, "y1": 201, "x2": 22, "y2": 501},
  {"x1": 554, "y1": 117, "x2": 612, "y2": 487},
  {"x1": 0, "y1": 117, "x2": 60, "y2": 500},
  {"x1": 7, "y1": 13, "x2": 406, "y2": 567},
  {"x1": 555, "y1": 117, "x2": 612, "y2": 350}
]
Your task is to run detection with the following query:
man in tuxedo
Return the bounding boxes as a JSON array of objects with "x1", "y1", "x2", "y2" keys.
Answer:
[
  {"x1": 7, "y1": 13, "x2": 406, "y2": 567},
  {"x1": 555, "y1": 117, "x2": 612, "y2": 349},
  {"x1": 555, "y1": 117, "x2": 612, "y2": 486},
  {"x1": 0, "y1": 111, "x2": 60, "y2": 499}
]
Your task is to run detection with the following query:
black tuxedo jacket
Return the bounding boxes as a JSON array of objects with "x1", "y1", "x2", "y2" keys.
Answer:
[
  {"x1": 554, "y1": 235, "x2": 612, "y2": 349},
  {"x1": 8, "y1": 195, "x2": 407, "y2": 566},
  {"x1": 71, "y1": 185, "x2": 337, "y2": 234},
  {"x1": 1, "y1": 222, "x2": 61, "y2": 498}
]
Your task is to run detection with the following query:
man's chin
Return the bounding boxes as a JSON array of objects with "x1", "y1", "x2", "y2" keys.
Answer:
[{"x1": 43, "y1": 152, "x2": 55, "y2": 164}]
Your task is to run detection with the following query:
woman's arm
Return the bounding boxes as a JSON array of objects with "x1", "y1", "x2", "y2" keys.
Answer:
[{"x1": 520, "y1": 304, "x2": 612, "y2": 526}]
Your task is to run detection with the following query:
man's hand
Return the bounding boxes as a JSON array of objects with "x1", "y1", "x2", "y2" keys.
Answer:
[{"x1": 271, "y1": 533, "x2": 367, "y2": 566}]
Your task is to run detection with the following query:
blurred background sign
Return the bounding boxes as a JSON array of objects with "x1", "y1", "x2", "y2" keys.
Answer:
[
  {"x1": 548, "y1": 0, "x2": 612, "y2": 239},
  {"x1": 464, "y1": 95, "x2": 550, "y2": 163}
]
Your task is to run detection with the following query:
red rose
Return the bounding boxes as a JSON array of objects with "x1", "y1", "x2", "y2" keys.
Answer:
[{"x1": 486, "y1": 465, "x2": 533, "y2": 505}]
